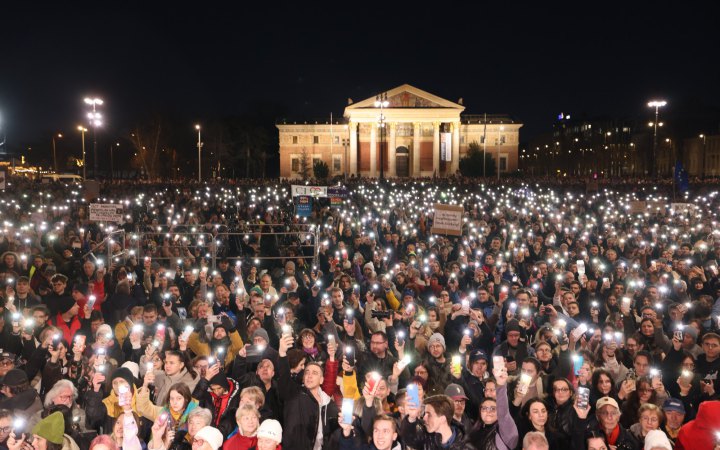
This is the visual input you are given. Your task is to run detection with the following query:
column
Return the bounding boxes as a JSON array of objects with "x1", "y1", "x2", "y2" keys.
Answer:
[
  {"x1": 451, "y1": 121, "x2": 460, "y2": 174},
  {"x1": 370, "y1": 123, "x2": 377, "y2": 177},
  {"x1": 413, "y1": 122, "x2": 421, "y2": 176},
  {"x1": 349, "y1": 122, "x2": 358, "y2": 175},
  {"x1": 388, "y1": 122, "x2": 397, "y2": 177},
  {"x1": 432, "y1": 121, "x2": 440, "y2": 176}
]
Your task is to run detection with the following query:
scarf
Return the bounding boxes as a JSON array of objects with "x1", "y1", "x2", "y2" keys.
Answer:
[
  {"x1": 210, "y1": 380, "x2": 236, "y2": 425},
  {"x1": 605, "y1": 425, "x2": 621, "y2": 446},
  {"x1": 303, "y1": 346, "x2": 319, "y2": 357}
]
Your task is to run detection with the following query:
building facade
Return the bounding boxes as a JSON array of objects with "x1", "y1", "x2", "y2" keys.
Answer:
[{"x1": 277, "y1": 84, "x2": 521, "y2": 178}]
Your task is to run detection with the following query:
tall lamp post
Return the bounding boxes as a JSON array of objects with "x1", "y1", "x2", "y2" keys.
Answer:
[
  {"x1": 110, "y1": 142, "x2": 120, "y2": 180},
  {"x1": 51, "y1": 133, "x2": 62, "y2": 173},
  {"x1": 647, "y1": 100, "x2": 666, "y2": 178},
  {"x1": 77, "y1": 126, "x2": 87, "y2": 180},
  {"x1": 195, "y1": 124, "x2": 203, "y2": 182},
  {"x1": 699, "y1": 134, "x2": 707, "y2": 178},
  {"x1": 374, "y1": 93, "x2": 389, "y2": 180},
  {"x1": 84, "y1": 97, "x2": 104, "y2": 179}
]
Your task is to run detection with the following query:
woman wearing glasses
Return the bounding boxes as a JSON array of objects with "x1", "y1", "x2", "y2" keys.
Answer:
[
  {"x1": 466, "y1": 364, "x2": 518, "y2": 450},
  {"x1": 628, "y1": 403, "x2": 664, "y2": 447},
  {"x1": 548, "y1": 378, "x2": 579, "y2": 444}
]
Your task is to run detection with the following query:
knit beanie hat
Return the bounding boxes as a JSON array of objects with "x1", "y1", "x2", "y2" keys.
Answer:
[
  {"x1": 209, "y1": 372, "x2": 229, "y2": 391},
  {"x1": 505, "y1": 319, "x2": 521, "y2": 334},
  {"x1": 195, "y1": 426, "x2": 224, "y2": 450},
  {"x1": 644, "y1": 429, "x2": 672, "y2": 450},
  {"x1": 32, "y1": 411, "x2": 65, "y2": 444},
  {"x1": 257, "y1": 419, "x2": 283, "y2": 443},
  {"x1": 427, "y1": 333, "x2": 446, "y2": 350},
  {"x1": 110, "y1": 367, "x2": 136, "y2": 388},
  {"x1": 252, "y1": 328, "x2": 270, "y2": 345}
]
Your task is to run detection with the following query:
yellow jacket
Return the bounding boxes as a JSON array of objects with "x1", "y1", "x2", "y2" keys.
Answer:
[
  {"x1": 187, "y1": 330, "x2": 244, "y2": 368},
  {"x1": 114, "y1": 319, "x2": 133, "y2": 347},
  {"x1": 342, "y1": 370, "x2": 361, "y2": 400}
]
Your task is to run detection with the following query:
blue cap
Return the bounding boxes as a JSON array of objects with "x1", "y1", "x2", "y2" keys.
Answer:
[{"x1": 662, "y1": 398, "x2": 685, "y2": 414}]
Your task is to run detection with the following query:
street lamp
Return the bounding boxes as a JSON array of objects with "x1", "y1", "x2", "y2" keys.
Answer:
[
  {"x1": 84, "y1": 97, "x2": 103, "y2": 179},
  {"x1": 374, "y1": 93, "x2": 389, "y2": 180},
  {"x1": 195, "y1": 124, "x2": 203, "y2": 182},
  {"x1": 648, "y1": 100, "x2": 667, "y2": 178},
  {"x1": 110, "y1": 142, "x2": 120, "y2": 180},
  {"x1": 77, "y1": 126, "x2": 88, "y2": 180},
  {"x1": 699, "y1": 134, "x2": 708, "y2": 177},
  {"x1": 51, "y1": 133, "x2": 63, "y2": 173}
]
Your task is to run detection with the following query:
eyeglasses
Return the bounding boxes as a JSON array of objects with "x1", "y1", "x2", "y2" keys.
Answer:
[
  {"x1": 480, "y1": 406, "x2": 497, "y2": 412},
  {"x1": 641, "y1": 416, "x2": 660, "y2": 423},
  {"x1": 553, "y1": 387, "x2": 570, "y2": 393},
  {"x1": 598, "y1": 410, "x2": 620, "y2": 417},
  {"x1": 0, "y1": 427, "x2": 11, "y2": 433}
]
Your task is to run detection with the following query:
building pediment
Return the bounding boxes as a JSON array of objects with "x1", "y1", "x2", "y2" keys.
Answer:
[{"x1": 345, "y1": 84, "x2": 465, "y2": 111}]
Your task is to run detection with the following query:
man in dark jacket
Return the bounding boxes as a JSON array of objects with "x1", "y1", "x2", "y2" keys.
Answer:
[
  {"x1": 191, "y1": 362, "x2": 241, "y2": 436},
  {"x1": 401, "y1": 394, "x2": 475, "y2": 450},
  {"x1": 277, "y1": 334, "x2": 339, "y2": 450},
  {"x1": 590, "y1": 396, "x2": 639, "y2": 450},
  {"x1": 0, "y1": 369, "x2": 42, "y2": 421}
]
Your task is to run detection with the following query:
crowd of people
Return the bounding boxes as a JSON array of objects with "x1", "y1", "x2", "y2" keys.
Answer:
[{"x1": 0, "y1": 174, "x2": 719, "y2": 450}]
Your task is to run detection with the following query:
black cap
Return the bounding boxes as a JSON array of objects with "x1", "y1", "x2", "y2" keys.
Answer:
[
  {"x1": 0, "y1": 351, "x2": 16, "y2": 363},
  {"x1": 0, "y1": 368, "x2": 28, "y2": 387}
]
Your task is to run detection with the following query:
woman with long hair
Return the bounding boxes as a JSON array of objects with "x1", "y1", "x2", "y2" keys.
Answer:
[
  {"x1": 467, "y1": 366, "x2": 518, "y2": 450},
  {"x1": 619, "y1": 377, "x2": 659, "y2": 429},
  {"x1": 136, "y1": 382, "x2": 198, "y2": 434},
  {"x1": 589, "y1": 369, "x2": 618, "y2": 416},
  {"x1": 516, "y1": 398, "x2": 561, "y2": 450}
]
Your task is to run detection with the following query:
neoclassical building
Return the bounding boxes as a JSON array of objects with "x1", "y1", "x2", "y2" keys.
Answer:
[{"x1": 278, "y1": 84, "x2": 522, "y2": 178}]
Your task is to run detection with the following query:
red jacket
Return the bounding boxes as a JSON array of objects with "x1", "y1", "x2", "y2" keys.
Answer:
[
  {"x1": 223, "y1": 432, "x2": 257, "y2": 450},
  {"x1": 675, "y1": 400, "x2": 720, "y2": 450},
  {"x1": 52, "y1": 313, "x2": 82, "y2": 343}
]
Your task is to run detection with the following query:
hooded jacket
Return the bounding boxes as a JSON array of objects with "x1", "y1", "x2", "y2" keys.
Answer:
[
  {"x1": 151, "y1": 367, "x2": 200, "y2": 407},
  {"x1": 192, "y1": 377, "x2": 241, "y2": 436},
  {"x1": 400, "y1": 417, "x2": 476, "y2": 450},
  {"x1": 276, "y1": 356, "x2": 339, "y2": 450},
  {"x1": 0, "y1": 389, "x2": 43, "y2": 421},
  {"x1": 675, "y1": 400, "x2": 720, "y2": 450}
]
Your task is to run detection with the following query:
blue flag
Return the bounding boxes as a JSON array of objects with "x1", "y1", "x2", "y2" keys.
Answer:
[{"x1": 674, "y1": 161, "x2": 689, "y2": 192}]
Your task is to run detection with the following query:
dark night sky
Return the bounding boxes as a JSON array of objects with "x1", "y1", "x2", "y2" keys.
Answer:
[{"x1": 1, "y1": 3, "x2": 719, "y2": 160}]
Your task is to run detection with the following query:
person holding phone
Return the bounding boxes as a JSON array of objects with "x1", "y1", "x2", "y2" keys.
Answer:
[
  {"x1": 276, "y1": 334, "x2": 338, "y2": 450},
  {"x1": 467, "y1": 363, "x2": 518, "y2": 450}
]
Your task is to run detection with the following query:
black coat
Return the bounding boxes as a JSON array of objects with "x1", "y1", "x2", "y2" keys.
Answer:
[
  {"x1": 277, "y1": 355, "x2": 339, "y2": 450},
  {"x1": 191, "y1": 377, "x2": 241, "y2": 436},
  {"x1": 400, "y1": 417, "x2": 475, "y2": 450}
]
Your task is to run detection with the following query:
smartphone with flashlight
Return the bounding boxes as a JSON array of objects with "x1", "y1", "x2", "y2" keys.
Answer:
[
  {"x1": 341, "y1": 398, "x2": 354, "y2": 424},
  {"x1": 345, "y1": 346, "x2": 356, "y2": 367},
  {"x1": 577, "y1": 387, "x2": 590, "y2": 409}
]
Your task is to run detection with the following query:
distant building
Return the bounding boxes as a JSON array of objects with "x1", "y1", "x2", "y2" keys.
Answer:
[
  {"x1": 525, "y1": 114, "x2": 658, "y2": 177},
  {"x1": 277, "y1": 84, "x2": 522, "y2": 178},
  {"x1": 683, "y1": 134, "x2": 720, "y2": 177}
]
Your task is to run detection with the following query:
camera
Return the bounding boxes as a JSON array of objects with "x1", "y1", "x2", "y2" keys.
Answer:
[{"x1": 371, "y1": 310, "x2": 393, "y2": 319}]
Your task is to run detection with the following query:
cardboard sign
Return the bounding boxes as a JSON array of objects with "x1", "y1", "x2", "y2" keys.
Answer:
[
  {"x1": 670, "y1": 203, "x2": 697, "y2": 215},
  {"x1": 431, "y1": 203, "x2": 464, "y2": 236},
  {"x1": 628, "y1": 201, "x2": 646, "y2": 214},
  {"x1": 89, "y1": 203, "x2": 123, "y2": 222}
]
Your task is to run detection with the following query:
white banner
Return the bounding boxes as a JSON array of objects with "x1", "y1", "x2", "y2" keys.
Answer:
[
  {"x1": 440, "y1": 132, "x2": 452, "y2": 162},
  {"x1": 89, "y1": 203, "x2": 124, "y2": 222},
  {"x1": 291, "y1": 185, "x2": 327, "y2": 197},
  {"x1": 431, "y1": 203, "x2": 464, "y2": 236}
]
